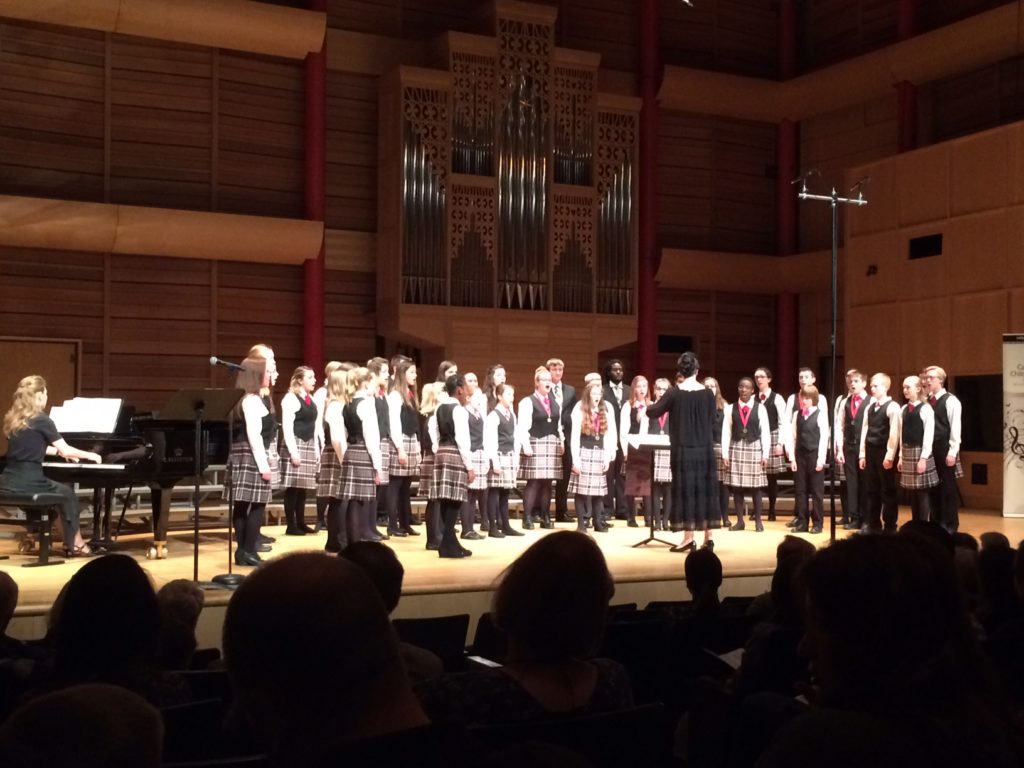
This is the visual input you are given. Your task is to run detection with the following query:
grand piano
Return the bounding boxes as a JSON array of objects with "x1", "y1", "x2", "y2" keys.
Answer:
[{"x1": 2, "y1": 404, "x2": 230, "y2": 560}]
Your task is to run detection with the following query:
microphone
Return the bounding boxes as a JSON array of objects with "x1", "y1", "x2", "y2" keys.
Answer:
[
  {"x1": 849, "y1": 176, "x2": 870, "y2": 193},
  {"x1": 210, "y1": 356, "x2": 245, "y2": 372}
]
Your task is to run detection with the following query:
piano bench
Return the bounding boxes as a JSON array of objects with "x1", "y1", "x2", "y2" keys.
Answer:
[{"x1": 0, "y1": 491, "x2": 66, "y2": 567}]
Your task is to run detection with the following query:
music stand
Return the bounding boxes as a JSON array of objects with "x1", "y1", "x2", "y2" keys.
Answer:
[
  {"x1": 625, "y1": 436, "x2": 676, "y2": 548},
  {"x1": 157, "y1": 388, "x2": 243, "y2": 585}
]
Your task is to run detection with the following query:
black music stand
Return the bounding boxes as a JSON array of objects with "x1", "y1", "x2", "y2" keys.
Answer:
[
  {"x1": 625, "y1": 440, "x2": 675, "y2": 548},
  {"x1": 157, "y1": 388, "x2": 242, "y2": 585}
]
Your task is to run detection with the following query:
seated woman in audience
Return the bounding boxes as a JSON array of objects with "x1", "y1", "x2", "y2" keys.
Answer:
[{"x1": 415, "y1": 531, "x2": 634, "y2": 724}]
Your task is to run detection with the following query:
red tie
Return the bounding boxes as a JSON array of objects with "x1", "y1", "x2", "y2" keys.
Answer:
[
  {"x1": 658, "y1": 413, "x2": 668, "y2": 430},
  {"x1": 759, "y1": 394, "x2": 765, "y2": 403},
  {"x1": 740, "y1": 405, "x2": 750, "y2": 426},
  {"x1": 592, "y1": 413, "x2": 600, "y2": 433},
  {"x1": 928, "y1": 395, "x2": 937, "y2": 407},
  {"x1": 540, "y1": 396, "x2": 551, "y2": 417},
  {"x1": 909, "y1": 404, "x2": 916, "y2": 413},
  {"x1": 852, "y1": 395, "x2": 861, "y2": 417},
  {"x1": 304, "y1": 395, "x2": 311, "y2": 405},
  {"x1": 801, "y1": 408, "x2": 810, "y2": 418}
]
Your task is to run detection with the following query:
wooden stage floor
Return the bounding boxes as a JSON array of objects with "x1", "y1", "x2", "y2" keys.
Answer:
[{"x1": 5, "y1": 508, "x2": 1024, "y2": 647}]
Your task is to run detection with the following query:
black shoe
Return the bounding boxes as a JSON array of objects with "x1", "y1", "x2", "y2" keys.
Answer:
[
  {"x1": 387, "y1": 528, "x2": 408, "y2": 537},
  {"x1": 503, "y1": 527, "x2": 525, "y2": 536},
  {"x1": 702, "y1": 540, "x2": 715, "y2": 551},
  {"x1": 767, "y1": 513, "x2": 776, "y2": 522},
  {"x1": 314, "y1": 520, "x2": 326, "y2": 533},
  {"x1": 401, "y1": 526, "x2": 420, "y2": 536},
  {"x1": 366, "y1": 530, "x2": 386, "y2": 542},
  {"x1": 540, "y1": 521, "x2": 555, "y2": 530},
  {"x1": 284, "y1": 527, "x2": 306, "y2": 536},
  {"x1": 522, "y1": 520, "x2": 535, "y2": 530},
  {"x1": 438, "y1": 547, "x2": 470, "y2": 559},
  {"x1": 791, "y1": 522, "x2": 809, "y2": 533},
  {"x1": 461, "y1": 531, "x2": 484, "y2": 540},
  {"x1": 729, "y1": 521, "x2": 745, "y2": 531},
  {"x1": 426, "y1": 541, "x2": 440, "y2": 551},
  {"x1": 842, "y1": 521, "x2": 861, "y2": 530},
  {"x1": 555, "y1": 514, "x2": 571, "y2": 523},
  {"x1": 324, "y1": 541, "x2": 342, "y2": 554},
  {"x1": 755, "y1": 522, "x2": 764, "y2": 532},
  {"x1": 593, "y1": 524, "x2": 608, "y2": 533},
  {"x1": 256, "y1": 543, "x2": 272, "y2": 553},
  {"x1": 489, "y1": 530, "x2": 505, "y2": 538},
  {"x1": 298, "y1": 524, "x2": 316, "y2": 534},
  {"x1": 258, "y1": 534, "x2": 276, "y2": 544},
  {"x1": 810, "y1": 526, "x2": 823, "y2": 534},
  {"x1": 670, "y1": 540, "x2": 696, "y2": 553},
  {"x1": 235, "y1": 550, "x2": 263, "y2": 567},
  {"x1": 786, "y1": 518, "x2": 800, "y2": 528},
  {"x1": 627, "y1": 520, "x2": 638, "y2": 528}
]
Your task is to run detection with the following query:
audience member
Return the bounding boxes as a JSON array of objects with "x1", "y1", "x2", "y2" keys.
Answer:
[
  {"x1": 156, "y1": 579, "x2": 205, "y2": 671},
  {"x1": 416, "y1": 531, "x2": 633, "y2": 725},
  {"x1": 0, "y1": 683, "x2": 163, "y2": 768},
  {"x1": 0, "y1": 572, "x2": 25, "y2": 660},
  {"x1": 683, "y1": 548, "x2": 723, "y2": 617},
  {"x1": 340, "y1": 541, "x2": 443, "y2": 683}
]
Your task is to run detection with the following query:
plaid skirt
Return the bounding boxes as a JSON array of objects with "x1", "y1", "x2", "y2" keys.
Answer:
[
  {"x1": 519, "y1": 435, "x2": 563, "y2": 480},
  {"x1": 568, "y1": 445, "x2": 608, "y2": 496},
  {"x1": 430, "y1": 445, "x2": 468, "y2": 502},
  {"x1": 281, "y1": 437, "x2": 318, "y2": 490},
  {"x1": 900, "y1": 444, "x2": 940, "y2": 490},
  {"x1": 467, "y1": 449, "x2": 490, "y2": 490},
  {"x1": 712, "y1": 442, "x2": 727, "y2": 483},
  {"x1": 654, "y1": 447, "x2": 673, "y2": 484},
  {"x1": 227, "y1": 442, "x2": 272, "y2": 504},
  {"x1": 389, "y1": 434, "x2": 422, "y2": 478},
  {"x1": 727, "y1": 440, "x2": 767, "y2": 489},
  {"x1": 765, "y1": 430, "x2": 788, "y2": 475},
  {"x1": 418, "y1": 454, "x2": 435, "y2": 498},
  {"x1": 490, "y1": 451, "x2": 518, "y2": 489},
  {"x1": 317, "y1": 446, "x2": 343, "y2": 499},
  {"x1": 341, "y1": 442, "x2": 377, "y2": 501},
  {"x1": 267, "y1": 443, "x2": 281, "y2": 487},
  {"x1": 377, "y1": 438, "x2": 396, "y2": 484},
  {"x1": 953, "y1": 455, "x2": 964, "y2": 479}
]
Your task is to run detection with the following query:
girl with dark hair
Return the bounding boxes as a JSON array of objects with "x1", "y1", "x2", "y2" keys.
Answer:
[
  {"x1": 313, "y1": 361, "x2": 350, "y2": 532},
  {"x1": 435, "y1": 360, "x2": 458, "y2": 383},
  {"x1": 482, "y1": 364, "x2": 506, "y2": 412},
  {"x1": 516, "y1": 366, "x2": 564, "y2": 530},
  {"x1": 485, "y1": 383, "x2": 524, "y2": 537},
  {"x1": 644, "y1": 351, "x2": 719, "y2": 551},
  {"x1": 280, "y1": 366, "x2": 318, "y2": 535},
  {"x1": 386, "y1": 359, "x2": 421, "y2": 537},
  {"x1": 703, "y1": 377, "x2": 732, "y2": 529}
]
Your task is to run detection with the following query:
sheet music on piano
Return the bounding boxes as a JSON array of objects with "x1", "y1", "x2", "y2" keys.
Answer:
[{"x1": 50, "y1": 397, "x2": 123, "y2": 434}]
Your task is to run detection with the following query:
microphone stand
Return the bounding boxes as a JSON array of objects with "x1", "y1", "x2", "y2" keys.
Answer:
[{"x1": 796, "y1": 180, "x2": 867, "y2": 542}]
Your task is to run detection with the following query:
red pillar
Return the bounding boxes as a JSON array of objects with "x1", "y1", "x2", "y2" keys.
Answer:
[
  {"x1": 775, "y1": 0, "x2": 799, "y2": 395},
  {"x1": 896, "y1": 0, "x2": 918, "y2": 153},
  {"x1": 637, "y1": 0, "x2": 659, "y2": 378},
  {"x1": 303, "y1": 0, "x2": 327, "y2": 372}
]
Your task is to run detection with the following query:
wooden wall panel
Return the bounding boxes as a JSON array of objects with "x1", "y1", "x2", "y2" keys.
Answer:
[
  {"x1": 557, "y1": 0, "x2": 636, "y2": 74},
  {"x1": 109, "y1": 36, "x2": 213, "y2": 211},
  {"x1": 326, "y1": 71, "x2": 378, "y2": 231},
  {"x1": 798, "y1": 0, "x2": 898, "y2": 71},
  {"x1": 660, "y1": 0, "x2": 776, "y2": 78},
  {"x1": 328, "y1": 0, "x2": 402, "y2": 36},
  {"x1": 0, "y1": 22, "x2": 105, "y2": 201},
  {"x1": 324, "y1": 268, "x2": 378, "y2": 366},
  {"x1": 658, "y1": 111, "x2": 775, "y2": 254},
  {"x1": 215, "y1": 53, "x2": 304, "y2": 218}
]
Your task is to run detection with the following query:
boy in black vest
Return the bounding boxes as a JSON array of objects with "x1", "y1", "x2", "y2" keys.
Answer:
[{"x1": 858, "y1": 373, "x2": 901, "y2": 533}]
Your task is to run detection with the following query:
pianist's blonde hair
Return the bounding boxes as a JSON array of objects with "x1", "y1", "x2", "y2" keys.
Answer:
[{"x1": 3, "y1": 375, "x2": 47, "y2": 437}]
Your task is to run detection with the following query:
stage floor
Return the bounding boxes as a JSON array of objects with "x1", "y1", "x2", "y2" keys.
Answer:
[{"x1": 5, "y1": 508, "x2": 1024, "y2": 646}]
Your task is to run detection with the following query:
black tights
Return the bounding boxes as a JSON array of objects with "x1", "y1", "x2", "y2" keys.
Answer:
[
  {"x1": 909, "y1": 489, "x2": 931, "y2": 522},
  {"x1": 425, "y1": 500, "x2": 442, "y2": 548},
  {"x1": 651, "y1": 483, "x2": 673, "y2": 529},
  {"x1": 522, "y1": 480, "x2": 551, "y2": 525},
  {"x1": 574, "y1": 495, "x2": 606, "y2": 530},
  {"x1": 316, "y1": 495, "x2": 329, "y2": 529},
  {"x1": 731, "y1": 488, "x2": 764, "y2": 526},
  {"x1": 326, "y1": 497, "x2": 350, "y2": 551},
  {"x1": 487, "y1": 488, "x2": 512, "y2": 532},
  {"x1": 233, "y1": 500, "x2": 266, "y2": 553},
  {"x1": 388, "y1": 476, "x2": 414, "y2": 531},
  {"x1": 439, "y1": 499, "x2": 462, "y2": 554},
  {"x1": 464, "y1": 489, "x2": 487, "y2": 533},
  {"x1": 283, "y1": 487, "x2": 308, "y2": 531},
  {"x1": 766, "y1": 475, "x2": 779, "y2": 518}
]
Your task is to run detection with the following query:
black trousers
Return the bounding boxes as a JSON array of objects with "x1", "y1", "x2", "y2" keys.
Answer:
[
  {"x1": 930, "y1": 440, "x2": 960, "y2": 532},
  {"x1": 863, "y1": 444, "x2": 898, "y2": 530},
  {"x1": 605, "y1": 447, "x2": 626, "y2": 519},
  {"x1": 840, "y1": 443, "x2": 864, "y2": 525},
  {"x1": 794, "y1": 449, "x2": 824, "y2": 528}
]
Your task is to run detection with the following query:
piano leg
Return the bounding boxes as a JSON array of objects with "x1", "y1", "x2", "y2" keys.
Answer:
[{"x1": 147, "y1": 483, "x2": 173, "y2": 560}]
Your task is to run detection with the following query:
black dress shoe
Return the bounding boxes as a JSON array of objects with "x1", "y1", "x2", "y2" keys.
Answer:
[
  {"x1": 298, "y1": 524, "x2": 316, "y2": 534},
  {"x1": 755, "y1": 522, "x2": 764, "y2": 532},
  {"x1": 426, "y1": 541, "x2": 440, "y2": 551},
  {"x1": 767, "y1": 513, "x2": 776, "y2": 522},
  {"x1": 670, "y1": 540, "x2": 696, "y2": 553},
  {"x1": 387, "y1": 528, "x2": 408, "y2": 537},
  {"x1": 810, "y1": 525, "x2": 823, "y2": 534},
  {"x1": 235, "y1": 550, "x2": 263, "y2": 567},
  {"x1": 313, "y1": 520, "x2": 326, "y2": 533},
  {"x1": 786, "y1": 518, "x2": 800, "y2": 528},
  {"x1": 522, "y1": 520, "x2": 535, "y2": 530},
  {"x1": 791, "y1": 522, "x2": 809, "y2": 533},
  {"x1": 503, "y1": 527, "x2": 525, "y2": 536},
  {"x1": 258, "y1": 534, "x2": 276, "y2": 544},
  {"x1": 461, "y1": 531, "x2": 484, "y2": 540},
  {"x1": 489, "y1": 529, "x2": 506, "y2": 538},
  {"x1": 593, "y1": 524, "x2": 609, "y2": 533},
  {"x1": 702, "y1": 540, "x2": 715, "y2": 551},
  {"x1": 729, "y1": 521, "x2": 745, "y2": 531},
  {"x1": 842, "y1": 521, "x2": 861, "y2": 530},
  {"x1": 439, "y1": 546, "x2": 471, "y2": 558},
  {"x1": 256, "y1": 543, "x2": 272, "y2": 553},
  {"x1": 324, "y1": 541, "x2": 342, "y2": 554},
  {"x1": 401, "y1": 526, "x2": 420, "y2": 536},
  {"x1": 627, "y1": 520, "x2": 638, "y2": 528},
  {"x1": 284, "y1": 527, "x2": 306, "y2": 536},
  {"x1": 366, "y1": 531, "x2": 386, "y2": 542}
]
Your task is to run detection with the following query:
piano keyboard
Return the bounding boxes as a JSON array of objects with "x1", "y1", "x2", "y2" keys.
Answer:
[{"x1": 42, "y1": 462, "x2": 126, "y2": 471}]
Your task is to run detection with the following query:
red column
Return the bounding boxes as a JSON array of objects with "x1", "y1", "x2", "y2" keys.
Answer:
[
  {"x1": 303, "y1": 0, "x2": 327, "y2": 372},
  {"x1": 896, "y1": 0, "x2": 918, "y2": 153},
  {"x1": 775, "y1": 0, "x2": 798, "y2": 395},
  {"x1": 637, "y1": 0, "x2": 659, "y2": 378}
]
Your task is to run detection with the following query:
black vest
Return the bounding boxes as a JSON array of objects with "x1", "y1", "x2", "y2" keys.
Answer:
[
  {"x1": 711, "y1": 408, "x2": 723, "y2": 445},
  {"x1": 467, "y1": 409, "x2": 484, "y2": 451},
  {"x1": 796, "y1": 410, "x2": 820, "y2": 453},
  {"x1": 628, "y1": 405, "x2": 642, "y2": 435},
  {"x1": 437, "y1": 402, "x2": 457, "y2": 445},
  {"x1": 496, "y1": 409, "x2": 516, "y2": 453},
  {"x1": 902, "y1": 404, "x2": 925, "y2": 447},
  {"x1": 292, "y1": 393, "x2": 316, "y2": 442},
  {"x1": 649, "y1": 409, "x2": 669, "y2": 437},
  {"x1": 399, "y1": 400, "x2": 418, "y2": 436},
  {"x1": 844, "y1": 395, "x2": 867, "y2": 450},
  {"x1": 759, "y1": 391, "x2": 779, "y2": 430},
  {"x1": 374, "y1": 397, "x2": 391, "y2": 440},
  {"x1": 932, "y1": 392, "x2": 951, "y2": 445},
  {"x1": 343, "y1": 400, "x2": 364, "y2": 443},
  {"x1": 731, "y1": 401, "x2": 761, "y2": 444},
  {"x1": 528, "y1": 394, "x2": 560, "y2": 438},
  {"x1": 865, "y1": 401, "x2": 891, "y2": 447}
]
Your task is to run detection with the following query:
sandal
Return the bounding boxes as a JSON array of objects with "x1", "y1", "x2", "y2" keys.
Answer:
[{"x1": 64, "y1": 543, "x2": 102, "y2": 558}]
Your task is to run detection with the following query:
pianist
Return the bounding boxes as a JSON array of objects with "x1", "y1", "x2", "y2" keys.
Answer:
[{"x1": 0, "y1": 375, "x2": 103, "y2": 556}]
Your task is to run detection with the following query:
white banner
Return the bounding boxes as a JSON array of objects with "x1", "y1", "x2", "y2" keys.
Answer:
[{"x1": 1003, "y1": 334, "x2": 1024, "y2": 517}]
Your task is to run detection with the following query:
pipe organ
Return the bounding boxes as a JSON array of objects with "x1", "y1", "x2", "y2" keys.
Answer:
[{"x1": 378, "y1": 1, "x2": 638, "y2": 371}]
